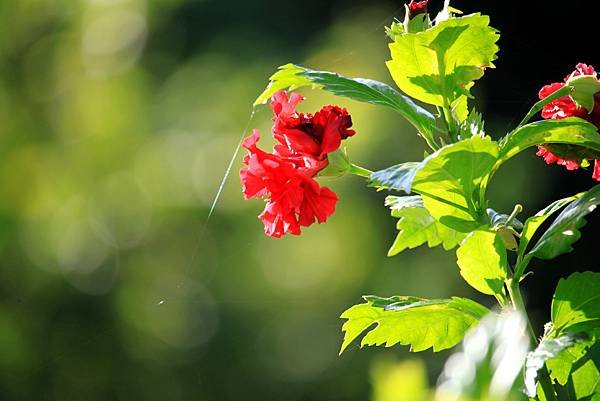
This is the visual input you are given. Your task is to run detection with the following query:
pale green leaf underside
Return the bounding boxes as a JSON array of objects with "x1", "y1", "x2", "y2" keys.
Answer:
[
  {"x1": 455, "y1": 230, "x2": 508, "y2": 296},
  {"x1": 254, "y1": 64, "x2": 436, "y2": 135},
  {"x1": 340, "y1": 296, "x2": 489, "y2": 354},
  {"x1": 386, "y1": 195, "x2": 464, "y2": 255},
  {"x1": 529, "y1": 185, "x2": 600, "y2": 260},
  {"x1": 370, "y1": 162, "x2": 421, "y2": 193},
  {"x1": 386, "y1": 13, "x2": 499, "y2": 107},
  {"x1": 552, "y1": 272, "x2": 600, "y2": 334}
]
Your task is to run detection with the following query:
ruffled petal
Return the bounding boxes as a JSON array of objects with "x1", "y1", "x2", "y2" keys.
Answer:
[{"x1": 593, "y1": 160, "x2": 600, "y2": 181}]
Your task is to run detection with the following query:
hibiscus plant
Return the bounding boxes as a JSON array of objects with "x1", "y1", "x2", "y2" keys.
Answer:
[{"x1": 240, "y1": 1, "x2": 600, "y2": 400}]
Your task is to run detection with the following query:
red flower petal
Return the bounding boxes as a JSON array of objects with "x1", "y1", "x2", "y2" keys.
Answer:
[
  {"x1": 241, "y1": 91, "x2": 356, "y2": 237},
  {"x1": 270, "y1": 91, "x2": 355, "y2": 161},
  {"x1": 298, "y1": 180, "x2": 339, "y2": 227},
  {"x1": 408, "y1": 0, "x2": 428, "y2": 16},
  {"x1": 594, "y1": 160, "x2": 600, "y2": 182}
]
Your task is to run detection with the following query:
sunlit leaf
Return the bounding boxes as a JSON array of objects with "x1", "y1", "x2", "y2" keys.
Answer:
[
  {"x1": 529, "y1": 186, "x2": 600, "y2": 260},
  {"x1": 411, "y1": 136, "x2": 498, "y2": 232},
  {"x1": 456, "y1": 230, "x2": 508, "y2": 296},
  {"x1": 254, "y1": 64, "x2": 437, "y2": 135},
  {"x1": 385, "y1": 195, "x2": 464, "y2": 256},
  {"x1": 547, "y1": 333, "x2": 598, "y2": 386},
  {"x1": 552, "y1": 272, "x2": 600, "y2": 334},
  {"x1": 553, "y1": 343, "x2": 600, "y2": 401},
  {"x1": 340, "y1": 296, "x2": 489, "y2": 354},
  {"x1": 386, "y1": 14, "x2": 499, "y2": 109}
]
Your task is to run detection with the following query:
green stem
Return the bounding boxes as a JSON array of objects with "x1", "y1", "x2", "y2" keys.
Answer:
[
  {"x1": 442, "y1": 102, "x2": 458, "y2": 142},
  {"x1": 515, "y1": 86, "x2": 571, "y2": 129},
  {"x1": 506, "y1": 278, "x2": 558, "y2": 401},
  {"x1": 348, "y1": 164, "x2": 372, "y2": 179}
]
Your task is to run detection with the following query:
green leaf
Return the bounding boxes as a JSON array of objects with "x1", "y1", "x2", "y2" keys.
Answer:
[
  {"x1": 552, "y1": 272, "x2": 600, "y2": 335},
  {"x1": 386, "y1": 14, "x2": 499, "y2": 107},
  {"x1": 547, "y1": 334, "x2": 597, "y2": 386},
  {"x1": 517, "y1": 194, "x2": 582, "y2": 260},
  {"x1": 455, "y1": 230, "x2": 509, "y2": 296},
  {"x1": 529, "y1": 186, "x2": 600, "y2": 260},
  {"x1": 254, "y1": 64, "x2": 315, "y2": 105},
  {"x1": 254, "y1": 64, "x2": 437, "y2": 136},
  {"x1": 339, "y1": 296, "x2": 489, "y2": 354},
  {"x1": 370, "y1": 162, "x2": 421, "y2": 193},
  {"x1": 499, "y1": 118, "x2": 600, "y2": 163},
  {"x1": 318, "y1": 148, "x2": 351, "y2": 177},
  {"x1": 567, "y1": 75, "x2": 600, "y2": 111},
  {"x1": 524, "y1": 333, "x2": 588, "y2": 397},
  {"x1": 411, "y1": 136, "x2": 499, "y2": 232},
  {"x1": 552, "y1": 342, "x2": 600, "y2": 401},
  {"x1": 385, "y1": 195, "x2": 464, "y2": 256}
]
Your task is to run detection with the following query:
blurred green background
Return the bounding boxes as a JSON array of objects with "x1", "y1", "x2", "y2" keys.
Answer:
[{"x1": 1, "y1": 0, "x2": 599, "y2": 400}]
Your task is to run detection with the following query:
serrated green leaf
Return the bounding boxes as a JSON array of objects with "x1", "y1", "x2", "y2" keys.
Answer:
[
  {"x1": 552, "y1": 272, "x2": 600, "y2": 335},
  {"x1": 524, "y1": 333, "x2": 588, "y2": 397},
  {"x1": 386, "y1": 14, "x2": 499, "y2": 108},
  {"x1": 385, "y1": 195, "x2": 464, "y2": 256},
  {"x1": 456, "y1": 230, "x2": 508, "y2": 296},
  {"x1": 529, "y1": 186, "x2": 600, "y2": 260},
  {"x1": 411, "y1": 136, "x2": 499, "y2": 232},
  {"x1": 254, "y1": 64, "x2": 315, "y2": 105},
  {"x1": 254, "y1": 64, "x2": 436, "y2": 136},
  {"x1": 499, "y1": 118, "x2": 600, "y2": 162},
  {"x1": 517, "y1": 194, "x2": 582, "y2": 260},
  {"x1": 340, "y1": 296, "x2": 489, "y2": 354}
]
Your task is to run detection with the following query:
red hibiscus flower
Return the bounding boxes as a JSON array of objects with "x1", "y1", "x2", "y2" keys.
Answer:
[
  {"x1": 271, "y1": 91, "x2": 355, "y2": 163},
  {"x1": 408, "y1": 0, "x2": 428, "y2": 16},
  {"x1": 240, "y1": 91, "x2": 356, "y2": 238},
  {"x1": 537, "y1": 63, "x2": 600, "y2": 181}
]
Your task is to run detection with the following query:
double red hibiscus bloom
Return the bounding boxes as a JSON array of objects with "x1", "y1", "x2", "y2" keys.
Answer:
[
  {"x1": 240, "y1": 91, "x2": 355, "y2": 238},
  {"x1": 537, "y1": 63, "x2": 600, "y2": 180}
]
